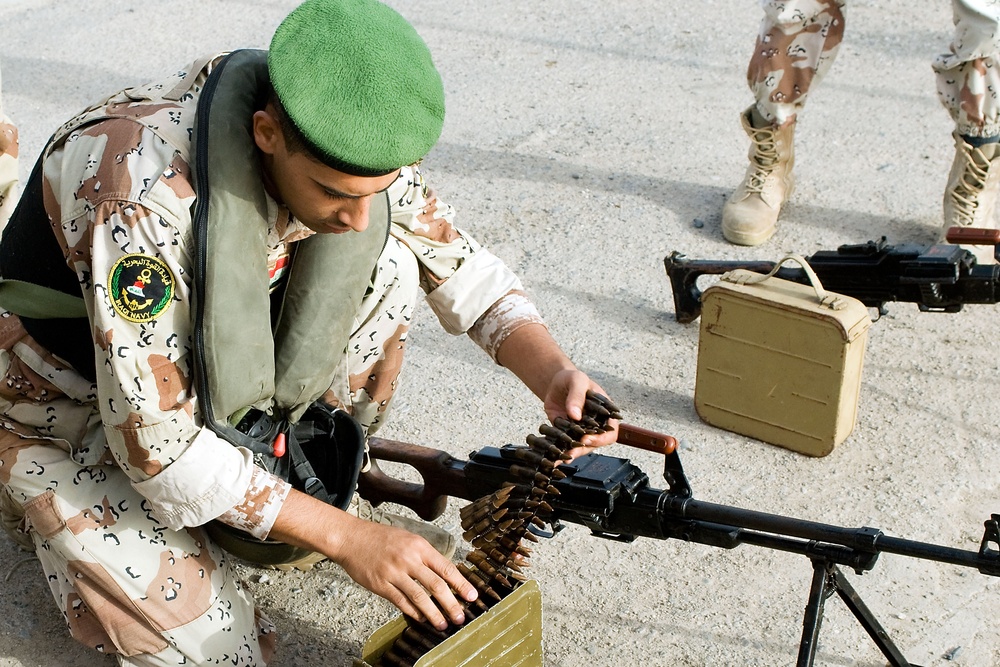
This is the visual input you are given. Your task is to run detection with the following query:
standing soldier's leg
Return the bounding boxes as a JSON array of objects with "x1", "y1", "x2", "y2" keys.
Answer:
[
  {"x1": 0, "y1": 63, "x2": 19, "y2": 229},
  {"x1": 723, "y1": 0, "x2": 846, "y2": 246},
  {"x1": 0, "y1": 435, "x2": 276, "y2": 666},
  {"x1": 934, "y1": 0, "x2": 1000, "y2": 261}
]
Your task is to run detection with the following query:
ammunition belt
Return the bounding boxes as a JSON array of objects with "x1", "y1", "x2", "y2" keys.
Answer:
[{"x1": 376, "y1": 391, "x2": 622, "y2": 667}]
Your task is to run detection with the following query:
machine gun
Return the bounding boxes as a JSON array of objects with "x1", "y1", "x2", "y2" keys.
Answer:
[
  {"x1": 359, "y1": 424, "x2": 1000, "y2": 667},
  {"x1": 664, "y1": 227, "x2": 1000, "y2": 323}
]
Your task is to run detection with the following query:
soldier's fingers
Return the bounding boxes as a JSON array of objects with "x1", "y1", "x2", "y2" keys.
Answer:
[
  {"x1": 413, "y1": 564, "x2": 475, "y2": 627},
  {"x1": 398, "y1": 577, "x2": 450, "y2": 630},
  {"x1": 564, "y1": 445, "x2": 594, "y2": 461},
  {"x1": 388, "y1": 594, "x2": 425, "y2": 627},
  {"x1": 571, "y1": 386, "x2": 592, "y2": 421},
  {"x1": 431, "y1": 558, "x2": 477, "y2": 602},
  {"x1": 579, "y1": 419, "x2": 618, "y2": 449}
]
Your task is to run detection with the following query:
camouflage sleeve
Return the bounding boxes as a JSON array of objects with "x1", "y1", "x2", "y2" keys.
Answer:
[
  {"x1": 215, "y1": 466, "x2": 292, "y2": 537},
  {"x1": 387, "y1": 164, "x2": 523, "y2": 334},
  {"x1": 466, "y1": 290, "x2": 547, "y2": 363},
  {"x1": 42, "y1": 116, "x2": 286, "y2": 539}
]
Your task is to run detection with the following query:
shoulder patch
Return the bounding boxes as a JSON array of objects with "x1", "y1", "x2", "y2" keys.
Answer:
[{"x1": 109, "y1": 254, "x2": 175, "y2": 323}]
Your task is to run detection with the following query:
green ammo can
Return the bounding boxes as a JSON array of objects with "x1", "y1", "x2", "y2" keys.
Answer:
[{"x1": 354, "y1": 579, "x2": 543, "y2": 667}]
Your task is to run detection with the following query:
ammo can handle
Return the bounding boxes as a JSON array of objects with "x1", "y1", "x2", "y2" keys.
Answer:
[{"x1": 729, "y1": 254, "x2": 850, "y2": 311}]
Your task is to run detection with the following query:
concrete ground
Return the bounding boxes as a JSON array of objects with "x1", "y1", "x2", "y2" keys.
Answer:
[{"x1": 1, "y1": 0, "x2": 998, "y2": 665}]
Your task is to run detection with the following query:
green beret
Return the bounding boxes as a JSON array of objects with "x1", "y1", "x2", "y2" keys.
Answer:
[{"x1": 268, "y1": 0, "x2": 445, "y2": 175}]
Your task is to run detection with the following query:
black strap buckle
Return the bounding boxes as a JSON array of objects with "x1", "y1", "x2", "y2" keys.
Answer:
[{"x1": 302, "y1": 476, "x2": 328, "y2": 498}]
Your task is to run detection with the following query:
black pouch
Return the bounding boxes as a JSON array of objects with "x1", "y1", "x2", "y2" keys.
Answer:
[
  {"x1": 235, "y1": 401, "x2": 365, "y2": 512},
  {"x1": 206, "y1": 402, "x2": 365, "y2": 566}
]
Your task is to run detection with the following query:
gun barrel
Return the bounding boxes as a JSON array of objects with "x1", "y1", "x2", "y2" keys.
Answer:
[{"x1": 654, "y1": 494, "x2": 1000, "y2": 575}]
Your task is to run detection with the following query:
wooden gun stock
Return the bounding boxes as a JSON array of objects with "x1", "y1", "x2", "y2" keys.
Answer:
[
  {"x1": 356, "y1": 440, "x2": 465, "y2": 521},
  {"x1": 357, "y1": 423, "x2": 677, "y2": 521}
]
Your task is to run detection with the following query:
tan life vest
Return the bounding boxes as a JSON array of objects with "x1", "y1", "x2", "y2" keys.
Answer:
[{"x1": 186, "y1": 49, "x2": 388, "y2": 444}]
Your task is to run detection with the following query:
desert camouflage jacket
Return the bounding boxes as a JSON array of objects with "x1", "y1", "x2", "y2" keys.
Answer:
[{"x1": 0, "y1": 55, "x2": 537, "y2": 540}]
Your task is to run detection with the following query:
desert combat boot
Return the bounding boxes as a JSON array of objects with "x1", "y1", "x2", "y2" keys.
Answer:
[
  {"x1": 349, "y1": 494, "x2": 457, "y2": 559},
  {"x1": 722, "y1": 106, "x2": 795, "y2": 246},
  {"x1": 942, "y1": 132, "x2": 1000, "y2": 264}
]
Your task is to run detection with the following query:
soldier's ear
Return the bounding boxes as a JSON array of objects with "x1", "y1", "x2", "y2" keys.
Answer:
[{"x1": 252, "y1": 108, "x2": 282, "y2": 156}]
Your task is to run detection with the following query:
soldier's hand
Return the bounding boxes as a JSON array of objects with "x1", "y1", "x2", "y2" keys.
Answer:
[
  {"x1": 268, "y1": 489, "x2": 476, "y2": 629},
  {"x1": 336, "y1": 518, "x2": 477, "y2": 629},
  {"x1": 542, "y1": 369, "x2": 619, "y2": 458}
]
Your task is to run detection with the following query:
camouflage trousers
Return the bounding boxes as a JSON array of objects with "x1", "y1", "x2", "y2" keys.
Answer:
[
  {"x1": 0, "y1": 448, "x2": 277, "y2": 666},
  {"x1": 749, "y1": 0, "x2": 1000, "y2": 137},
  {"x1": 0, "y1": 237, "x2": 420, "y2": 665}
]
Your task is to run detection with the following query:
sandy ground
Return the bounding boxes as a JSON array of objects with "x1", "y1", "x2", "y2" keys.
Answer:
[{"x1": 1, "y1": 0, "x2": 999, "y2": 665}]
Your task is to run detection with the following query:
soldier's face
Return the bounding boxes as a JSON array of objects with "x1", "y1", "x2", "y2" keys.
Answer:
[{"x1": 252, "y1": 109, "x2": 398, "y2": 234}]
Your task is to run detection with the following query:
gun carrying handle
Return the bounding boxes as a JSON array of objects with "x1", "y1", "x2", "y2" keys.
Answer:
[
  {"x1": 357, "y1": 437, "x2": 450, "y2": 521},
  {"x1": 617, "y1": 423, "x2": 677, "y2": 455},
  {"x1": 736, "y1": 254, "x2": 826, "y2": 298},
  {"x1": 944, "y1": 226, "x2": 1000, "y2": 245}
]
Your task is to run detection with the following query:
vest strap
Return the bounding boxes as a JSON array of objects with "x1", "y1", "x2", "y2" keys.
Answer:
[
  {"x1": 190, "y1": 49, "x2": 388, "y2": 447},
  {"x1": 0, "y1": 279, "x2": 86, "y2": 318}
]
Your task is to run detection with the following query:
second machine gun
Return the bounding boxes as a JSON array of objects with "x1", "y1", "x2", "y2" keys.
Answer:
[
  {"x1": 664, "y1": 227, "x2": 1000, "y2": 323},
  {"x1": 359, "y1": 424, "x2": 1000, "y2": 667}
]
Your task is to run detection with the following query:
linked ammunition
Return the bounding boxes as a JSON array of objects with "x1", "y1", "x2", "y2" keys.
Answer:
[
  {"x1": 402, "y1": 626, "x2": 439, "y2": 652},
  {"x1": 457, "y1": 563, "x2": 502, "y2": 602},
  {"x1": 551, "y1": 417, "x2": 588, "y2": 439},
  {"x1": 539, "y1": 423, "x2": 579, "y2": 446},
  {"x1": 380, "y1": 651, "x2": 411, "y2": 667},
  {"x1": 458, "y1": 488, "x2": 513, "y2": 520},
  {"x1": 509, "y1": 447, "x2": 546, "y2": 466},
  {"x1": 459, "y1": 507, "x2": 508, "y2": 532},
  {"x1": 525, "y1": 434, "x2": 568, "y2": 460},
  {"x1": 509, "y1": 464, "x2": 552, "y2": 487},
  {"x1": 584, "y1": 398, "x2": 611, "y2": 418},
  {"x1": 376, "y1": 395, "x2": 619, "y2": 666},
  {"x1": 393, "y1": 637, "x2": 424, "y2": 661}
]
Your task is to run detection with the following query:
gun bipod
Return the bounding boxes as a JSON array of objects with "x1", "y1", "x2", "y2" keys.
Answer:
[{"x1": 799, "y1": 559, "x2": 917, "y2": 667}]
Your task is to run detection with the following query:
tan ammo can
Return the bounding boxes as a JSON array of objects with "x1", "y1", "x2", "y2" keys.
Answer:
[{"x1": 694, "y1": 256, "x2": 872, "y2": 456}]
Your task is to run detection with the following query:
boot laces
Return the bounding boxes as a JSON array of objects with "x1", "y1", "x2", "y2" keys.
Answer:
[
  {"x1": 349, "y1": 495, "x2": 390, "y2": 523},
  {"x1": 745, "y1": 126, "x2": 781, "y2": 194},
  {"x1": 950, "y1": 146, "x2": 994, "y2": 226}
]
